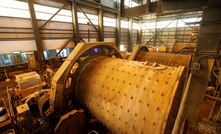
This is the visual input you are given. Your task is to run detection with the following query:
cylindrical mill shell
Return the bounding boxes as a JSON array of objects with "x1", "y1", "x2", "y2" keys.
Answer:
[{"x1": 75, "y1": 57, "x2": 185, "y2": 134}]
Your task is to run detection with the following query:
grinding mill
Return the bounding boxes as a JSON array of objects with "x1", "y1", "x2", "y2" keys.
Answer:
[
  {"x1": 48, "y1": 42, "x2": 188, "y2": 134},
  {"x1": 129, "y1": 45, "x2": 192, "y2": 68}
]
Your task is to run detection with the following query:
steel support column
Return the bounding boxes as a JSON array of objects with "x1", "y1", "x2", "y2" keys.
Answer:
[
  {"x1": 153, "y1": 16, "x2": 158, "y2": 46},
  {"x1": 120, "y1": 0, "x2": 125, "y2": 17},
  {"x1": 27, "y1": 0, "x2": 44, "y2": 68},
  {"x1": 98, "y1": 7, "x2": 104, "y2": 41},
  {"x1": 137, "y1": 21, "x2": 142, "y2": 44},
  {"x1": 175, "y1": 16, "x2": 179, "y2": 39},
  {"x1": 116, "y1": 11, "x2": 121, "y2": 48},
  {"x1": 128, "y1": 18, "x2": 133, "y2": 52},
  {"x1": 184, "y1": 6, "x2": 221, "y2": 123},
  {"x1": 71, "y1": 1, "x2": 80, "y2": 45}
]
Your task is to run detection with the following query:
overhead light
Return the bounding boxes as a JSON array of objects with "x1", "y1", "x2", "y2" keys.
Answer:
[
  {"x1": 13, "y1": 51, "x2": 21, "y2": 54},
  {"x1": 120, "y1": 45, "x2": 125, "y2": 51}
]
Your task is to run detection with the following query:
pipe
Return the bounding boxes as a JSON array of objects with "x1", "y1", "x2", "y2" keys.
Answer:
[
  {"x1": 205, "y1": 95, "x2": 221, "y2": 102},
  {"x1": 172, "y1": 72, "x2": 193, "y2": 134}
]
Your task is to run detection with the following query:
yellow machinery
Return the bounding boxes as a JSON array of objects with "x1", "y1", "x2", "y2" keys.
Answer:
[
  {"x1": 6, "y1": 42, "x2": 193, "y2": 134},
  {"x1": 75, "y1": 57, "x2": 184, "y2": 133},
  {"x1": 48, "y1": 42, "x2": 190, "y2": 133}
]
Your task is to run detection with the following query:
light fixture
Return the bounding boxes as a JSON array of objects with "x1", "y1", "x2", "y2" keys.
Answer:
[
  {"x1": 13, "y1": 51, "x2": 21, "y2": 54},
  {"x1": 120, "y1": 45, "x2": 125, "y2": 51}
]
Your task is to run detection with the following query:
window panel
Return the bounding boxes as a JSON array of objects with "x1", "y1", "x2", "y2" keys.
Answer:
[
  {"x1": 0, "y1": 7, "x2": 30, "y2": 18},
  {"x1": 121, "y1": 20, "x2": 129, "y2": 28},
  {"x1": 133, "y1": 23, "x2": 138, "y2": 29},
  {"x1": 104, "y1": 17, "x2": 116, "y2": 27}
]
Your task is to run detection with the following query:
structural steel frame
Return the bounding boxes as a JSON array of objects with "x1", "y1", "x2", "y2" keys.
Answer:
[{"x1": 27, "y1": 0, "x2": 45, "y2": 69}]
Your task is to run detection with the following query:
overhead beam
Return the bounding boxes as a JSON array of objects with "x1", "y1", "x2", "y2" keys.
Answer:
[
  {"x1": 185, "y1": 21, "x2": 201, "y2": 25},
  {"x1": 123, "y1": 2, "x2": 157, "y2": 17},
  {"x1": 122, "y1": 1, "x2": 207, "y2": 17},
  {"x1": 161, "y1": 1, "x2": 207, "y2": 11}
]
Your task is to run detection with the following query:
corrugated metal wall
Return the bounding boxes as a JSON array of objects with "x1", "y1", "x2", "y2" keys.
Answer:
[
  {"x1": 0, "y1": 0, "x2": 117, "y2": 54},
  {"x1": 141, "y1": 11, "x2": 202, "y2": 51},
  {"x1": 0, "y1": 0, "x2": 203, "y2": 65}
]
